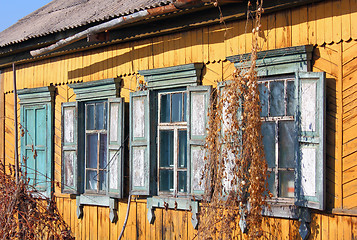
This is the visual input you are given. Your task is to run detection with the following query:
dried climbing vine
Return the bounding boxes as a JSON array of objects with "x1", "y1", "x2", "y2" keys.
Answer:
[
  {"x1": 0, "y1": 122, "x2": 73, "y2": 239},
  {"x1": 0, "y1": 162, "x2": 74, "y2": 239},
  {"x1": 199, "y1": 1, "x2": 268, "y2": 239}
]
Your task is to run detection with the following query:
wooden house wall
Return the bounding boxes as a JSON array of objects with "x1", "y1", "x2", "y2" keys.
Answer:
[{"x1": 1, "y1": 0, "x2": 357, "y2": 238}]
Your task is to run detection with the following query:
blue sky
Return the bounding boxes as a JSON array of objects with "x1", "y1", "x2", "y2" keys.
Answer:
[{"x1": 0, "y1": 0, "x2": 52, "y2": 32}]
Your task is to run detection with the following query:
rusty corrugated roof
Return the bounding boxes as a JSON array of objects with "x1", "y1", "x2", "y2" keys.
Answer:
[{"x1": 0, "y1": 0, "x2": 173, "y2": 47}]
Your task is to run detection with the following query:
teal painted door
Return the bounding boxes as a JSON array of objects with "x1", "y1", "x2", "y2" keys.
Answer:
[{"x1": 22, "y1": 105, "x2": 48, "y2": 192}]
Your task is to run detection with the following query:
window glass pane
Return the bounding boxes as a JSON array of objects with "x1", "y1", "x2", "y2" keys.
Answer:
[
  {"x1": 96, "y1": 102, "x2": 105, "y2": 130},
  {"x1": 105, "y1": 102, "x2": 108, "y2": 129},
  {"x1": 279, "y1": 121, "x2": 295, "y2": 168},
  {"x1": 178, "y1": 130, "x2": 187, "y2": 168},
  {"x1": 261, "y1": 122, "x2": 275, "y2": 168},
  {"x1": 172, "y1": 93, "x2": 183, "y2": 122},
  {"x1": 159, "y1": 169, "x2": 174, "y2": 192},
  {"x1": 286, "y1": 81, "x2": 296, "y2": 116},
  {"x1": 178, "y1": 171, "x2": 187, "y2": 193},
  {"x1": 87, "y1": 104, "x2": 95, "y2": 130},
  {"x1": 279, "y1": 171, "x2": 294, "y2": 198},
  {"x1": 160, "y1": 130, "x2": 174, "y2": 167},
  {"x1": 267, "y1": 171, "x2": 276, "y2": 197},
  {"x1": 86, "y1": 170, "x2": 97, "y2": 190},
  {"x1": 270, "y1": 81, "x2": 285, "y2": 116},
  {"x1": 99, "y1": 134, "x2": 107, "y2": 169},
  {"x1": 86, "y1": 134, "x2": 98, "y2": 169},
  {"x1": 99, "y1": 170, "x2": 107, "y2": 191},
  {"x1": 160, "y1": 94, "x2": 170, "y2": 123},
  {"x1": 259, "y1": 83, "x2": 269, "y2": 117},
  {"x1": 183, "y1": 92, "x2": 187, "y2": 122}
]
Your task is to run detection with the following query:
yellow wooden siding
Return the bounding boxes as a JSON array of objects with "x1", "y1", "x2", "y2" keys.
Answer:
[
  {"x1": 4, "y1": 92, "x2": 15, "y2": 174},
  {"x1": 0, "y1": 0, "x2": 357, "y2": 238},
  {"x1": 313, "y1": 43, "x2": 343, "y2": 209},
  {"x1": 1, "y1": 0, "x2": 357, "y2": 94},
  {"x1": 342, "y1": 39, "x2": 357, "y2": 209},
  {"x1": 51, "y1": 199, "x2": 357, "y2": 240},
  {"x1": 0, "y1": 70, "x2": 4, "y2": 168},
  {"x1": 54, "y1": 85, "x2": 70, "y2": 193}
]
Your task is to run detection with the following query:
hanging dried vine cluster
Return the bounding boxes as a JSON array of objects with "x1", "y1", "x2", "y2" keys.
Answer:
[
  {"x1": 0, "y1": 162, "x2": 74, "y2": 239},
  {"x1": 199, "y1": 1, "x2": 268, "y2": 239}
]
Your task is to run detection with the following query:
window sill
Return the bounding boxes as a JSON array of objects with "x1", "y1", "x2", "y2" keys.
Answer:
[
  {"x1": 332, "y1": 208, "x2": 357, "y2": 217},
  {"x1": 147, "y1": 196, "x2": 198, "y2": 210},
  {"x1": 260, "y1": 198, "x2": 298, "y2": 219},
  {"x1": 147, "y1": 196, "x2": 199, "y2": 229},
  {"x1": 78, "y1": 194, "x2": 112, "y2": 207},
  {"x1": 76, "y1": 195, "x2": 118, "y2": 223},
  {"x1": 28, "y1": 188, "x2": 51, "y2": 200}
]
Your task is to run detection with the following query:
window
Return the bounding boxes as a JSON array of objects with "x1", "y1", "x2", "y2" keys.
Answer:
[
  {"x1": 227, "y1": 45, "x2": 326, "y2": 218},
  {"x1": 260, "y1": 76, "x2": 296, "y2": 199},
  {"x1": 61, "y1": 78, "x2": 124, "y2": 221},
  {"x1": 18, "y1": 86, "x2": 56, "y2": 198},
  {"x1": 129, "y1": 63, "x2": 209, "y2": 198},
  {"x1": 158, "y1": 91, "x2": 188, "y2": 195},
  {"x1": 84, "y1": 101, "x2": 108, "y2": 194},
  {"x1": 130, "y1": 63, "x2": 207, "y2": 229}
]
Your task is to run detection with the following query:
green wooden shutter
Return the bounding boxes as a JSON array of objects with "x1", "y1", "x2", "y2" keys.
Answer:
[
  {"x1": 217, "y1": 81, "x2": 243, "y2": 195},
  {"x1": 129, "y1": 90, "x2": 154, "y2": 195},
  {"x1": 218, "y1": 81, "x2": 233, "y2": 193},
  {"x1": 188, "y1": 85, "x2": 211, "y2": 196},
  {"x1": 107, "y1": 98, "x2": 124, "y2": 198},
  {"x1": 21, "y1": 104, "x2": 52, "y2": 197},
  {"x1": 61, "y1": 102, "x2": 79, "y2": 194},
  {"x1": 295, "y1": 72, "x2": 325, "y2": 210}
]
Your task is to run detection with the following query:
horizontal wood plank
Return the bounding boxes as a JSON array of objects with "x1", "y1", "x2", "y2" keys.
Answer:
[
  {"x1": 343, "y1": 178, "x2": 357, "y2": 198},
  {"x1": 343, "y1": 165, "x2": 357, "y2": 184}
]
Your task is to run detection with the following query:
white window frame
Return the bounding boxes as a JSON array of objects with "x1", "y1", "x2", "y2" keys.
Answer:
[
  {"x1": 260, "y1": 75, "x2": 296, "y2": 203},
  {"x1": 157, "y1": 91, "x2": 188, "y2": 197},
  {"x1": 84, "y1": 100, "x2": 108, "y2": 195}
]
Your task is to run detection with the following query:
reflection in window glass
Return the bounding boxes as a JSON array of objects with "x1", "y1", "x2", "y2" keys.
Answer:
[
  {"x1": 103, "y1": 102, "x2": 108, "y2": 129},
  {"x1": 178, "y1": 171, "x2": 187, "y2": 192},
  {"x1": 261, "y1": 122, "x2": 275, "y2": 168},
  {"x1": 87, "y1": 104, "x2": 95, "y2": 130},
  {"x1": 87, "y1": 134, "x2": 98, "y2": 169},
  {"x1": 86, "y1": 170, "x2": 97, "y2": 190},
  {"x1": 267, "y1": 172, "x2": 276, "y2": 196},
  {"x1": 270, "y1": 81, "x2": 285, "y2": 116},
  {"x1": 99, "y1": 171, "x2": 107, "y2": 191},
  {"x1": 286, "y1": 81, "x2": 296, "y2": 116},
  {"x1": 160, "y1": 169, "x2": 174, "y2": 191},
  {"x1": 99, "y1": 134, "x2": 107, "y2": 169},
  {"x1": 178, "y1": 130, "x2": 187, "y2": 168},
  {"x1": 259, "y1": 83, "x2": 269, "y2": 117},
  {"x1": 183, "y1": 93, "x2": 187, "y2": 121},
  {"x1": 172, "y1": 93, "x2": 183, "y2": 122},
  {"x1": 279, "y1": 121, "x2": 295, "y2": 168},
  {"x1": 160, "y1": 94, "x2": 170, "y2": 123},
  {"x1": 279, "y1": 171, "x2": 294, "y2": 198},
  {"x1": 160, "y1": 131, "x2": 174, "y2": 167},
  {"x1": 96, "y1": 102, "x2": 105, "y2": 130}
]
